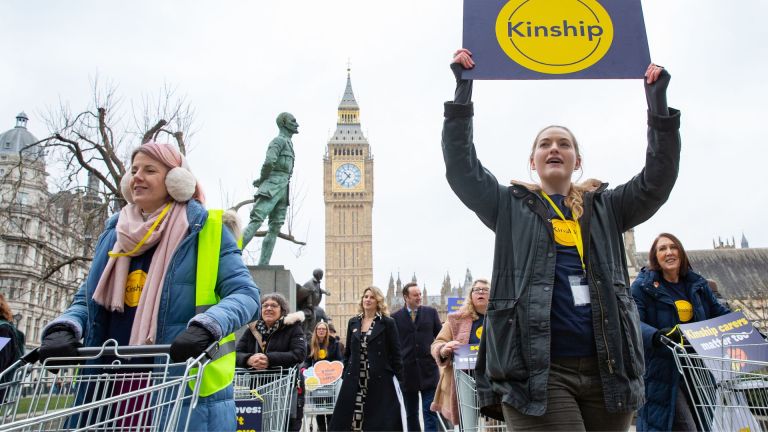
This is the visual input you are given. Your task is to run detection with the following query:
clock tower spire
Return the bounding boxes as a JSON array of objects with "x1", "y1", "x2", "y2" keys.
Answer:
[{"x1": 323, "y1": 68, "x2": 374, "y2": 337}]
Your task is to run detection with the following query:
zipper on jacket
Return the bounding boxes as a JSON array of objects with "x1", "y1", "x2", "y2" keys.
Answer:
[{"x1": 581, "y1": 191, "x2": 614, "y2": 375}]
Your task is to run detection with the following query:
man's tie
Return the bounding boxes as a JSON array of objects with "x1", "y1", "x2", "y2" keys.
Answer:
[{"x1": 410, "y1": 309, "x2": 417, "y2": 322}]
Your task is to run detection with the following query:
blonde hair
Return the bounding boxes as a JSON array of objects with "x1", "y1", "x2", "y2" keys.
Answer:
[
  {"x1": 524, "y1": 125, "x2": 601, "y2": 220},
  {"x1": 309, "y1": 321, "x2": 330, "y2": 361},
  {"x1": 458, "y1": 278, "x2": 490, "y2": 320},
  {"x1": 358, "y1": 286, "x2": 389, "y2": 317}
]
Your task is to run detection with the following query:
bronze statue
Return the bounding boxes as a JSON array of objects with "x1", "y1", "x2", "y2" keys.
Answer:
[
  {"x1": 296, "y1": 269, "x2": 330, "y2": 337},
  {"x1": 242, "y1": 112, "x2": 298, "y2": 265}
]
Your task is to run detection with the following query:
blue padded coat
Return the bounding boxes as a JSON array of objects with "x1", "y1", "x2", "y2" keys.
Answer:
[
  {"x1": 631, "y1": 268, "x2": 729, "y2": 431},
  {"x1": 47, "y1": 200, "x2": 260, "y2": 431}
]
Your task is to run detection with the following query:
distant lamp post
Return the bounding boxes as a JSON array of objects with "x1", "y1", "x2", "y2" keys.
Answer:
[{"x1": 12, "y1": 313, "x2": 21, "y2": 327}]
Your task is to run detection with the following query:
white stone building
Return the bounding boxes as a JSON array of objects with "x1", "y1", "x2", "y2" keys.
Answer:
[{"x1": 0, "y1": 113, "x2": 103, "y2": 349}]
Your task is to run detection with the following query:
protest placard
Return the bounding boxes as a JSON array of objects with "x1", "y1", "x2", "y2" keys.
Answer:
[
  {"x1": 679, "y1": 311, "x2": 768, "y2": 379},
  {"x1": 453, "y1": 343, "x2": 480, "y2": 370},
  {"x1": 462, "y1": 0, "x2": 650, "y2": 79},
  {"x1": 235, "y1": 399, "x2": 263, "y2": 432}
]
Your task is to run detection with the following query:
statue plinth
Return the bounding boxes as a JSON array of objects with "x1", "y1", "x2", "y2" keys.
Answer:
[{"x1": 247, "y1": 264, "x2": 297, "y2": 312}]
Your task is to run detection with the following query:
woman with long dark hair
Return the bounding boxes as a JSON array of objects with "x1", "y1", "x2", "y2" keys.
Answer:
[{"x1": 631, "y1": 233, "x2": 730, "y2": 431}]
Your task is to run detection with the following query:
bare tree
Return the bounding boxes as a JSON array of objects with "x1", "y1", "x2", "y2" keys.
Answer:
[{"x1": 1, "y1": 77, "x2": 195, "y2": 286}]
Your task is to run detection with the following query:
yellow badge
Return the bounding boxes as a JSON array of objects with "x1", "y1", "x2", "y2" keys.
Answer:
[
  {"x1": 552, "y1": 219, "x2": 579, "y2": 247},
  {"x1": 318, "y1": 349, "x2": 327, "y2": 359},
  {"x1": 675, "y1": 300, "x2": 693, "y2": 323},
  {"x1": 125, "y1": 269, "x2": 147, "y2": 308},
  {"x1": 475, "y1": 325, "x2": 484, "y2": 340}
]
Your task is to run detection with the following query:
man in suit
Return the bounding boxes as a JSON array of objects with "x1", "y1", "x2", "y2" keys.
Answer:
[{"x1": 392, "y1": 282, "x2": 442, "y2": 432}]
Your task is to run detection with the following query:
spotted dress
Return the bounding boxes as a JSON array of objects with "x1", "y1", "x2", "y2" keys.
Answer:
[{"x1": 351, "y1": 313, "x2": 380, "y2": 431}]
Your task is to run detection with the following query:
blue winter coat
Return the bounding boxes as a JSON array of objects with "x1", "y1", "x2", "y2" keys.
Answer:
[
  {"x1": 47, "y1": 200, "x2": 260, "y2": 431},
  {"x1": 630, "y1": 268, "x2": 730, "y2": 431}
]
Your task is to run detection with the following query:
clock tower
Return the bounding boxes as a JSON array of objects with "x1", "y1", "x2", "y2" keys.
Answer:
[{"x1": 323, "y1": 69, "x2": 374, "y2": 336}]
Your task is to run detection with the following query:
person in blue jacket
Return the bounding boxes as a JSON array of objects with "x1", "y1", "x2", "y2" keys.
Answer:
[
  {"x1": 37, "y1": 142, "x2": 260, "y2": 431},
  {"x1": 631, "y1": 232, "x2": 730, "y2": 431}
]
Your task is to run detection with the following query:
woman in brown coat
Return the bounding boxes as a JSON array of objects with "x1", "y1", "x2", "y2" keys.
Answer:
[{"x1": 430, "y1": 278, "x2": 490, "y2": 425}]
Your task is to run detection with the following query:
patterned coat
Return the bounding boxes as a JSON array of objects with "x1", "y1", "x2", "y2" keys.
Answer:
[{"x1": 329, "y1": 315, "x2": 404, "y2": 431}]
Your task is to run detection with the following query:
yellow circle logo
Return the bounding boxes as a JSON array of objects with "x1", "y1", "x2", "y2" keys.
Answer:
[
  {"x1": 675, "y1": 300, "x2": 693, "y2": 323},
  {"x1": 552, "y1": 219, "x2": 578, "y2": 247},
  {"x1": 475, "y1": 325, "x2": 483, "y2": 340},
  {"x1": 495, "y1": 0, "x2": 614, "y2": 74},
  {"x1": 124, "y1": 269, "x2": 146, "y2": 307},
  {"x1": 318, "y1": 349, "x2": 327, "y2": 359}
]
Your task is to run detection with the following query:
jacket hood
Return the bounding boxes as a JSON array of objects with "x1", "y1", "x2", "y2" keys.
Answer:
[{"x1": 510, "y1": 178, "x2": 605, "y2": 193}]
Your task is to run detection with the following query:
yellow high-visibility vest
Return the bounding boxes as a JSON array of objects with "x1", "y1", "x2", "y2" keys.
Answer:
[{"x1": 190, "y1": 209, "x2": 237, "y2": 397}]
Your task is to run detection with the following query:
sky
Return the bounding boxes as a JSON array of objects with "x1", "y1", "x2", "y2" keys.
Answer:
[{"x1": 2, "y1": 1, "x2": 767, "y2": 296}]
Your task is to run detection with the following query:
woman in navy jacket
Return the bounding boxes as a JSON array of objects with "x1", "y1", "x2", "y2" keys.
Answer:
[{"x1": 631, "y1": 233, "x2": 730, "y2": 431}]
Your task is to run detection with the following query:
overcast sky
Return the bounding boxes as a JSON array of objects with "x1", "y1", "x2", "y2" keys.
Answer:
[{"x1": 2, "y1": 1, "x2": 766, "y2": 296}]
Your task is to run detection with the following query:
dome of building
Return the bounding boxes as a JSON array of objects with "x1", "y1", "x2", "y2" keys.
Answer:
[{"x1": 0, "y1": 112, "x2": 44, "y2": 159}]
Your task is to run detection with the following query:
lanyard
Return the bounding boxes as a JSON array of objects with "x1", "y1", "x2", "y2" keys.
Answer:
[
  {"x1": 540, "y1": 192, "x2": 586, "y2": 272},
  {"x1": 108, "y1": 202, "x2": 172, "y2": 258}
]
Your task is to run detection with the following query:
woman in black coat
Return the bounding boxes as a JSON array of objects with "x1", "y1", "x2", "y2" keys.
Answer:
[
  {"x1": 236, "y1": 293, "x2": 306, "y2": 431},
  {"x1": 329, "y1": 286, "x2": 404, "y2": 431}
]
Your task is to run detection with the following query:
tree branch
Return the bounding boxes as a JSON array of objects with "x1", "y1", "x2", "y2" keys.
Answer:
[
  {"x1": 142, "y1": 119, "x2": 167, "y2": 144},
  {"x1": 40, "y1": 256, "x2": 93, "y2": 282}
]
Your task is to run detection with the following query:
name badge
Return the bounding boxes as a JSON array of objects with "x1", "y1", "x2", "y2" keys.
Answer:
[{"x1": 568, "y1": 275, "x2": 590, "y2": 306}]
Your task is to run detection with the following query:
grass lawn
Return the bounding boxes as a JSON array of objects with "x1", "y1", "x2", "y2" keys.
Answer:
[{"x1": 14, "y1": 395, "x2": 75, "y2": 415}]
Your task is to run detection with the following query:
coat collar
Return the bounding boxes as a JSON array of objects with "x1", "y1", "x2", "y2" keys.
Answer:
[
  {"x1": 637, "y1": 268, "x2": 708, "y2": 300},
  {"x1": 352, "y1": 313, "x2": 386, "y2": 342}
]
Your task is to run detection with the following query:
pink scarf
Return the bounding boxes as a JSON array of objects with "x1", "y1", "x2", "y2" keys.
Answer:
[{"x1": 92, "y1": 202, "x2": 189, "y2": 345}]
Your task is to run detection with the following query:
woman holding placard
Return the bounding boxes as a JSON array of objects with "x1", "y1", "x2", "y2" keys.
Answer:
[
  {"x1": 329, "y1": 286, "x2": 404, "y2": 431},
  {"x1": 631, "y1": 233, "x2": 730, "y2": 431},
  {"x1": 430, "y1": 278, "x2": 490, "y2": 426},
  {"x1": 306, "y1": 321, "x2": 343, "y2": 431},
  {"x1": 444, "y1": 49, "x2": 680, "y2": 430}
]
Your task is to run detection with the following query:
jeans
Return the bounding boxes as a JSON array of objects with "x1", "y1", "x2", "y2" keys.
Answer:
[
  {"x1": 502, "y1": 357, "x2": 634, "y2": 431},
  {"x1": 403, "y1": 388, "x2": 438, "y2": 432}
]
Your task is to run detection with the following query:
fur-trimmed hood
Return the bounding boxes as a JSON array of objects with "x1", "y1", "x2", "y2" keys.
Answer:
[
  {"x1": 246, "y1": 310, "x2": 305, "y2": 334},
  {"x1": 283, "y1": 311, "x2": 305, "y2": 326}
]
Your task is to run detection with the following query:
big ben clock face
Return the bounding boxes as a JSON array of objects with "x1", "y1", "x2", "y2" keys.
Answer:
[{"x1": 335, "y1": 163, "x2": 362, "y2": 188}]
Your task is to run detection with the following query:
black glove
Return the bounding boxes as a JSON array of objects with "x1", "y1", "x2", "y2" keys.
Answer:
[
  {"x1": 653, "y1": 326, "x2": 683, "y2": 347},
  {"x1": 170, "y1": 324, "x2": 215, "y2": 362},
  {"x1": 39, "y1": 325, "x2": 81, "y2": 361},
  {"x1": 39, "y1": 325, "x2": 82, "y2": 372},
  {"x1": 644, "y1": 67, "x2": 671, "y2": 116}
]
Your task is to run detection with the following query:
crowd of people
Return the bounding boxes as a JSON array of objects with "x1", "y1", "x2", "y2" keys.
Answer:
[{"x1": 0, "y1": 47, "x2": 748, "y2": 432}]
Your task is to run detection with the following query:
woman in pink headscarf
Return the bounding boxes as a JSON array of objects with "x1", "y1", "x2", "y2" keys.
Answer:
[{"x1": 38, "y1": 142, "x2": 260, "y2": 431}]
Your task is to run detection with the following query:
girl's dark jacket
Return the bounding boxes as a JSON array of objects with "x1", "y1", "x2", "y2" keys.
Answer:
[
  {"x1": 442, "y1": 101, "x2": 681, "y2": 417},
  {"x1": 235, "y1": 311, "x2": 307, "y2": 369},
  {"x1": 329, "y1": 315, "x2": 404, "y2": 431},
  {"x1": 631, "y1": 268, "x2": 730, "y2": 431},
  {"x1": 306, "y1": 335, "x2": 344, "y2": 365}
]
